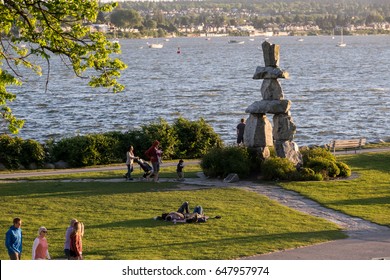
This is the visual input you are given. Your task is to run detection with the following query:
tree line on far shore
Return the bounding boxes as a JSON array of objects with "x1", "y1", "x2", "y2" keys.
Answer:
[{"x1": 104, "y1": 0, "x2": 390, "y2": 38}]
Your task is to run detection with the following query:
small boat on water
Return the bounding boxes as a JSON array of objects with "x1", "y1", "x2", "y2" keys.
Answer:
[
  {"x1": 228, "y1": 40, "x2": 245, "y2": 44},
  {"x1": 148, "y1": 43, "x2": 163, "y2": 49},
  {"x1": 337, "y1": 42, "x2": 347, "y2": 47},
  {"x1": 337, "y1": 28, "x2": 346, "y2": 47}
]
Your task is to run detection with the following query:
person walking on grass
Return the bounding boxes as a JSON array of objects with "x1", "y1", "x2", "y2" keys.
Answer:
[
  {"x1": 32, "y1": 226, "x2": 51, "y2": 260},
  {"x1": 70, "y1": 221, "x2": 84, "y2": 260},
  {"x1": 176, "y1": 159, "x2": 185, "y2": 181},
  {"x1": 64, "y1": 218, "x2": 84, "y2": 259},
  {"x1": 5, "y1": 217, "x2": 23, "y2": 260},
  {"x1": 145, "y1": 140, "x2": 162, "y2": 183}
]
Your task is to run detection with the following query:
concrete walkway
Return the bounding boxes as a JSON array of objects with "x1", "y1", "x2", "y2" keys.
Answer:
[{"x1": 1, "y1": 148, "x2": 390, "y2": 259}]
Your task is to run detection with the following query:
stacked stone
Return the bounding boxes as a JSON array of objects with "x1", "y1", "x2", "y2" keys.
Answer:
[{"x1": 243, "y1": 41, "x2": 302, "y2": 166}]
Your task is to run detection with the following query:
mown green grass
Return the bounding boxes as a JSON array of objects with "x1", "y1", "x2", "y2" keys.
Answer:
[
  {"x1": 0, "y1": 164, "x2": 201, "y2": 181},
  {"x1": 0, "y1": 181, "x2": 345, "y2": 260},
  {"x1": 280, "y1": 151, "x2": 390, "y2": 227}
]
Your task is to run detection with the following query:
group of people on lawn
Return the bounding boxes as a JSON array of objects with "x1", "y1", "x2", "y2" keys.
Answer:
[
  {"x1": 5, "y1": 217, "x2": 84, "y2": 260},
  {"x1": 125, "y1": 140, "x2": 185, "y2": 182},
  {"x1": 5, "y1": 202, "x2": 213, "y2": 260},
  {"x1": 4, "y1": 141, "x2": 212, "y2": 261}
]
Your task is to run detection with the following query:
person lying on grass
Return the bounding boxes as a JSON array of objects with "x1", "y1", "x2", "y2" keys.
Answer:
[{"x1": 156, "y1": 201, "x2": 221, "y2": 223}]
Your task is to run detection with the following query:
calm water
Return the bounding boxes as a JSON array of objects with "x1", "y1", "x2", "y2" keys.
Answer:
[{"x1": 8, "y1": 35, "x2": 390, "y2": 146}]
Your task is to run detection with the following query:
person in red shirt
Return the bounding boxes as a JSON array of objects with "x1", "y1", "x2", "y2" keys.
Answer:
[
  {"x1": 145, "y1": 140, "x2": 162, "y2": 183},
  {"x1": 70, "y1": 221, "x2": 83, "y2": 260}
]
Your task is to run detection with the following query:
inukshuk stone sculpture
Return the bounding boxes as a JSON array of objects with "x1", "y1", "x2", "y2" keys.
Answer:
[{"x1": 244, "y1": 41, "x2": 303, "y2": 167}]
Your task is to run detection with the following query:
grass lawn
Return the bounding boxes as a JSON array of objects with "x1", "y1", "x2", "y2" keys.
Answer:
[
  {"x1": 0, "y1": 162, "x2": 201, "y2": 181},
  {"x1": 0, "y1": 180, "x2": 345, "y2": 260},
  {"x1": 280, "y1": 151, "x2": 390, "y2": 227}
]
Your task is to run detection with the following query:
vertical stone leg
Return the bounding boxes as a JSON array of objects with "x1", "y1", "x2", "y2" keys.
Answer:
[
  {"x1": 244, "y1": 113, "x2": 273, "y2": 149},
  {"x1": 255, "y1": 146, "x2": 270, "y2": 160},
  {"x1": 273, "y1": 112, "x2": 296, "y2": 142},
  {"x1": 273, "y1": 113, "x2": 302, "y2": 167},
  {"x1": 274, "y1": 141, "x2": 303, "y2": 167}
]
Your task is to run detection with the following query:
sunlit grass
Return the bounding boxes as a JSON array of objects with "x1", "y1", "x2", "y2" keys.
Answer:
[
  {"x1": 280, "y1": 151, "x2": 390, "y2": 227},
  {"x1": 0, "y1": 163, "x2": 201, "y2": 181},
  {"x1": 0, "y1": 181, "x2": 344, "y2": 260},
  {"x1": 2, "y1": 151, "x2": 389, "y2": 260}
]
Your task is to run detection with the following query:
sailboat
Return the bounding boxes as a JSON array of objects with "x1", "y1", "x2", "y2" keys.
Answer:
[
  {"x1": 337, "y1": 28, "x2": 346, "y2": 47},
  {"x1": 112, "y1": 29, "x2": 119, "y2": 44},
  {"x1": 147, "y1": 42, "x2": 163, "y2": 49}
]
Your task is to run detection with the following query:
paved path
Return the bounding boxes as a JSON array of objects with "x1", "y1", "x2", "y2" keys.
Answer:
[{"x1": 1, "y1": 148, "x2": 390, "y2": 259}]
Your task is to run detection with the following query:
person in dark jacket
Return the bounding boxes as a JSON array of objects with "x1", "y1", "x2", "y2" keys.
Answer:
[
  {"x1": 236, "y1": 118, "x2": 246, "y2": 146},
  {"x1": 176, "y1": 159, "x2": 184, "y2": 181},
  {"x1": 145, "y1": 140, "x2": 162, "y2": 183}
]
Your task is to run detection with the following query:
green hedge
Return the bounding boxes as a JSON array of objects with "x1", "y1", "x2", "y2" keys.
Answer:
[
  {"x1": 0, "y1": 135, "x2": 44, "y2": 169},
  {"x1": 200, "y1": 146, "x2": 251, "y2": 178},
  {"x1": 0, "y1": 117, "x2": 222, "y2": 169}
]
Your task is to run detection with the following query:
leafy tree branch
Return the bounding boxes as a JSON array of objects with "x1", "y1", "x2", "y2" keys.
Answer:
[{"x1": 0, "y1": 0, "x2": 127, "y2": 134}]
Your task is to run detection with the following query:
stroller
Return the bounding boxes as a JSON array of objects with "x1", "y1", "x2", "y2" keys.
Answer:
[{"x1": 134, "y1": 158, "x2": 153, "y2": 179}]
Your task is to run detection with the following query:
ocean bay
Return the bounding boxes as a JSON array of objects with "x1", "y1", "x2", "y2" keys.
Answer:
[{"x1": 9, "y1": 35, "x2": 390, "y2": 146}]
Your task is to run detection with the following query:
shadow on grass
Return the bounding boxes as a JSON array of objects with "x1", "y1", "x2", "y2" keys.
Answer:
[
  {"x1": 0, "y1": 181, "x2": 180, "y2": 198},
  {"x1": 88, "y1": 218, "x2": 173, "y2": 229},
  {"x1": 85, "y1": 229, "x2": 346, "y2": 260},
  {"x1": 343, "y1": 152, "x2": 390, "y2": 173},
  {"x1": 331, "y1": 196, "x2": 390, "y2": 206}
]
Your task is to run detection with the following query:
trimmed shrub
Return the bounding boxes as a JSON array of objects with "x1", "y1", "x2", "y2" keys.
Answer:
[
  {"x1": 261, "y1": 157, "x2": 297, "y2": 181},
  {"x1": 306, "y1": 158, "x2": 340, "y2": 179},
  {"x1": 173, "y1": 117, "x2": 223, "y2": 159},
  {"x1": 301, "y1": 147, "x2": 352, "y2": 180},
  {"x1": 200, "y1": 147, "x2": 225, "y2": 178},
  {"x1": 200, "y1": 146, "x2": 251, "y2": 178},
  {"x1": 139, "y1": 118, "x2": 178, "y2": 160},
  {"x1": 51, "y1": 134, "x2": 120, "y2": 167},
  {"x1": 20, "y1": 139, "x2": 45, "y2": 167},
  {"x1": 301, "y1": 147, "x2": 336, "y2": 163},
  {"x1": 336, "y1": 161, "x2": 352, "y2": 177},
  {"x1": 296, "y1": 167, "x2": 323, "y2": 181},
  {"x1": 0, "y1": 135, "x2": 23, "y2": 169}
]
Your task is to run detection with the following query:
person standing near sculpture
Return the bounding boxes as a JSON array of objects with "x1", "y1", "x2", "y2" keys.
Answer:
[
  {"x1": 5, "y1": 217, "x2": 23, "y2": 260},
  {"x1": 236, "y1": 118, "x2": 246, "y2": 146},
  {"x1": 32, "y1": 226, "x2": 51, "y2": 260},
  {"x1": 145, "y1": 140, "x2": 162, "y2": 183}
]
